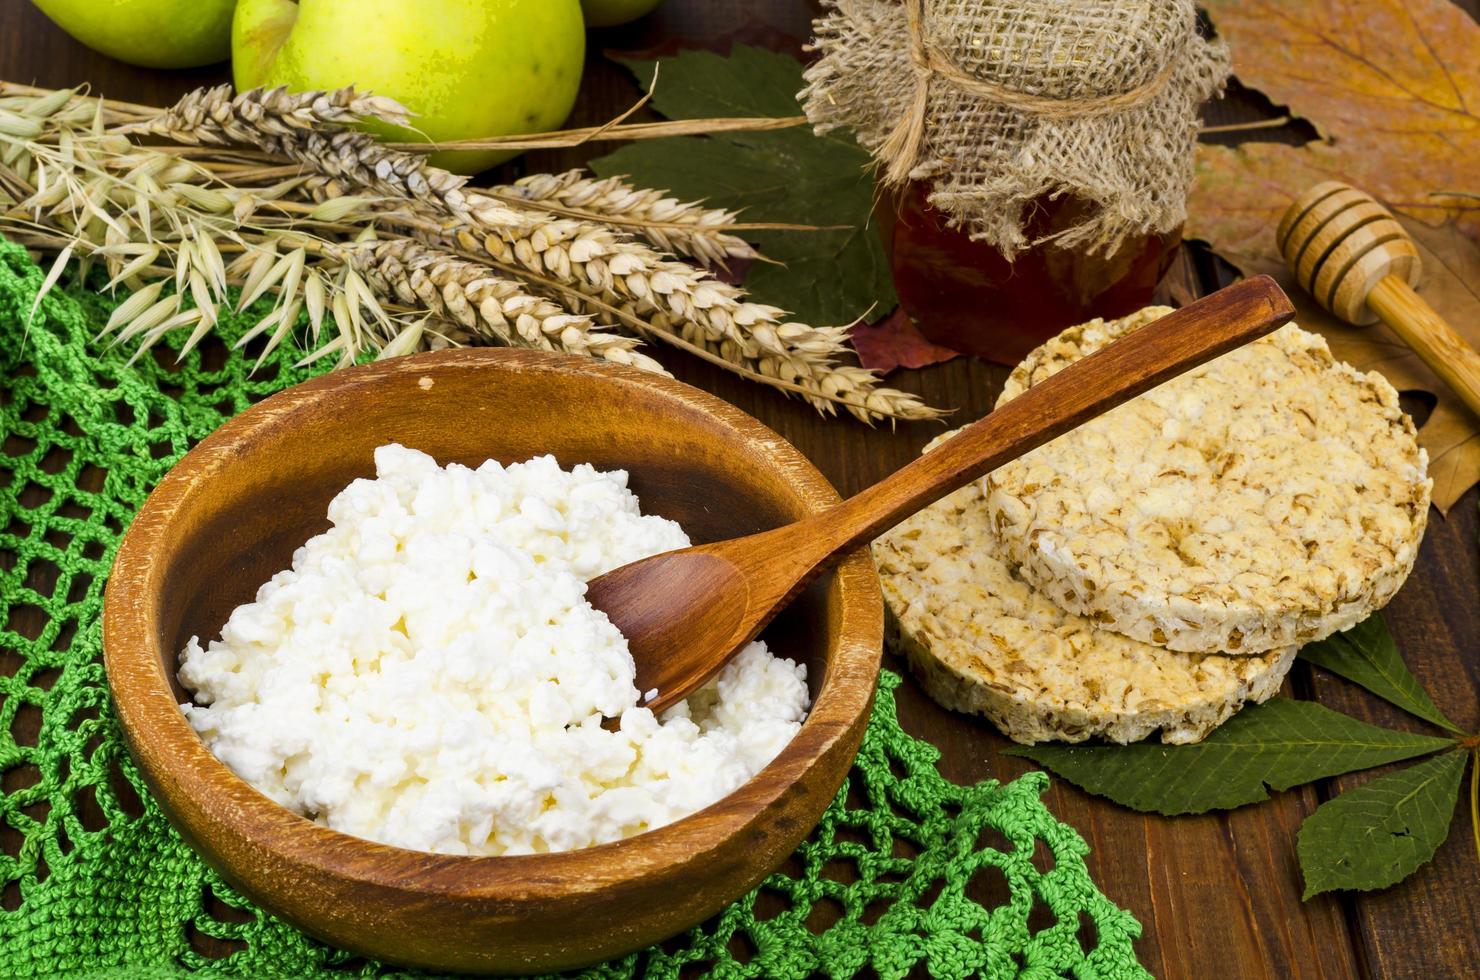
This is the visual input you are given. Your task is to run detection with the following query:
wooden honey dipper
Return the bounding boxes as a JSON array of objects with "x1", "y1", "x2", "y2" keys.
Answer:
[{"x1": 1279, "y1": 181, "x2": 1480, "y2": 418}]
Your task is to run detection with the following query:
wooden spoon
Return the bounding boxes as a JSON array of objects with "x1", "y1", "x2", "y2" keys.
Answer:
[{"x1": 590, "y1": 276, "x2": 1295, "y2": 713}]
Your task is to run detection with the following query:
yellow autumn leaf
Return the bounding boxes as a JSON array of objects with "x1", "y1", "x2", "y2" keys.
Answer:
[{"x1": 1189, "y1": 0, "x2": 1480, "y2": 510}]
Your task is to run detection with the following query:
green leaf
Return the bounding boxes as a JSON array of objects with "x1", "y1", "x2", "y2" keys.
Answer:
[
  {"x1": 591, "y1": 46, "x2": 896, "y2": 326},
  {"x1": 621, "y1": 46, "x2": 805, "y2": 119},
  {"x1": 1299, "y1": 614, "x2": 1462, "y2": 733},
  {"x1": 1297, "y1": 750, "x2": 1468, "y2": 898},
  {"x1": 1469, "y1": 748, "x2": 1480, "y2": 871},
  {"x1": 1006, "y1": 698, "x2": 1456, "y2": 815}
]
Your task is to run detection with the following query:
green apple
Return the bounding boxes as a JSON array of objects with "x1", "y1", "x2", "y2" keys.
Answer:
[
  {"x1": 581, "y1": 0, "x2": 668, "y2": 29},
  {"x1": 31, "y1": 0, "x2": 234, "y2": 69},
  {"x1": 233, "y1": 0, "x2": 586, "y2": 174}
]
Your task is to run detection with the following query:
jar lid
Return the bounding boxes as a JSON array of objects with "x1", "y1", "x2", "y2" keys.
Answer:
[
  {"x1": 939, "y1": 0, "x2": 1192, "y2": 102},
  {"x1": 802, "y1": 0, "x2": 1230, "y2": 257}
]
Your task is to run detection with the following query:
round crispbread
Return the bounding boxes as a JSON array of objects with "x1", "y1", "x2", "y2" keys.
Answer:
[
  {"x1": 875, "y1": 431, "x2": 1297, "y2": 745},
  {"x1": 985, "y1": 308, "x2": 1431, "y2": 654}
]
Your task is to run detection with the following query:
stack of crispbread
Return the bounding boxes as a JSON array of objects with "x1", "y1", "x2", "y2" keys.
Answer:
[{"x1": 876, "y1": 307, "x2": 1432, "y2": 744}]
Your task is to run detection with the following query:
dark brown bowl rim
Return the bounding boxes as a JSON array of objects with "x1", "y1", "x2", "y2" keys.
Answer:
[{"x1": 103, "y1": 347, "x2": 882, "y2": 902}]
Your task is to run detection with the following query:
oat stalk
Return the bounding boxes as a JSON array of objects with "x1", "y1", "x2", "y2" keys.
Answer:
[{"x1": 2, "y1": 81, "x2": 943, "y2": 422}]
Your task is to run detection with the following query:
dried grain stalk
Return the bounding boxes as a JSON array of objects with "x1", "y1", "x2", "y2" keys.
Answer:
[
  {"x1": 344, "y1": 237, "x2": 667, "y2": 374},
  {"x1": 135, "y1": 86, "x2": 937, "y2": 420},
  {"x1": 5, "y1": 140, "x2": 638, "y2": 375},
  {"x1": 2, "y1": 81, "x2": 943, "y2": 422},
  {"x1": 128, "y1": 85, "x2": 534, "y2": 233},
  {"x1": 465, "y1": 214, "x2": 937, "y2": 419},
  {"x1": 493, "y1": 170, "x2": 757, "y2": 267}
]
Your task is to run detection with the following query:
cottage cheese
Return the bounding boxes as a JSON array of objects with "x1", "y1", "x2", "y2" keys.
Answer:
[{"x1": 178, "y1": 444, "x2": 810, "y2": 856}]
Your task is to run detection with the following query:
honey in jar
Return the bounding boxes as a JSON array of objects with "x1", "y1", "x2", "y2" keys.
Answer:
[{"x1": 888, "y1": 181, "x2": 1182, "y2": 366}]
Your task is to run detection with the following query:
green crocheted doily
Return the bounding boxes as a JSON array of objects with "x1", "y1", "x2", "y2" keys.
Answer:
[{"x1": 0, "y1": 237, "x2": 1149, "y2": 979}]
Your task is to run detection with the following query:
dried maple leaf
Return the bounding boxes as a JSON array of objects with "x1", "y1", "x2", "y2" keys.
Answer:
[
  {"x1": 1195, "y1": 0, "x2": 1480, "y2": 241},
  {"x1": 1189, "y1": 0, "x2": 1480, "y2": 510}
]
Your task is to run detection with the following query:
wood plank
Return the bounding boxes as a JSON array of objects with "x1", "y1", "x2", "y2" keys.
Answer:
[
  {"x1": 1311, "y1": 501, "x2": 1480, "y2": 980},
  {"x1": 1204, "y1": 205, "x2": 1480, "y2": 979},
  {"x1": 5, "y1": 1, "x2": 1477, "y2": 977}
]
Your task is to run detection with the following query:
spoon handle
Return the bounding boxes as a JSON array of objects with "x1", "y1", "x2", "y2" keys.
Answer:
[{"x1": 817, "y1": 276, "x2": 1295, "y2": 552}]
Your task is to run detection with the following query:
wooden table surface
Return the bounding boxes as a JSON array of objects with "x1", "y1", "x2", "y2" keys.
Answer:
[{"x1": 3, "y1": 2, "x2": 1477, "y2": 978}]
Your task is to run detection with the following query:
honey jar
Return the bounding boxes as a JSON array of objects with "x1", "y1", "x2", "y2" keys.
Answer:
[
  {"x1": 804, "y1": 0, "x2": 1228, "y2": 363},
  {"x1": 888, "y1": 182, "x2": 1182, "y2": 365}
]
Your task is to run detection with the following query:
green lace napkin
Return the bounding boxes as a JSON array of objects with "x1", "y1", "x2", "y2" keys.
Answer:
[{"x1": 0, "y1": 237, "x2": 1149, "y2": 979}]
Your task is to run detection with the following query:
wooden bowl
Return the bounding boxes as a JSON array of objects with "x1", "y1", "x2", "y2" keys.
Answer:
[{"x1": 102, "y1": 349, "x2": 882, "y2": 974}]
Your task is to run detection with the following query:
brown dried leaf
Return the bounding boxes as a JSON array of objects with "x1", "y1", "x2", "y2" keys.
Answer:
[
  {"x1": 1152, "y1": 242, "x2": 1203, "y2": 310},
  {"x1": 1197, "y1": 0, "x2": 1480, "y2": 239},
  {"x1": 1190, "y1": 142, "x2": 1355, "y2": 259},
  {"x1": 1418, "y1": 400, "x2": 1480, "y2": 514},
  {"x1": 848, "y1": 307, "x2": 959, "y2": 374},
  {"x1": 1190, "y1": 0, "x2": 1480, "y2": 508}
]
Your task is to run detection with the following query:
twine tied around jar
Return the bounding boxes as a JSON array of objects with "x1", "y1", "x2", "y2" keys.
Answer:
[
  {"x1": 878, "y1": 0, "x2": 1186, "y2": 184},
  {"x1": 803, "y1": 0, "x2": 1231, "y2": 256}
]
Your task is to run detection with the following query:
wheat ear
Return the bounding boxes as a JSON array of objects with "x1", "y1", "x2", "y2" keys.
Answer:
[
  {"x1": 137, "y1": 85, "x2": 940, "y2": 421},
  {"x1": 470, "y1": 219, "x2": 939, "y2": 420},
  {"x1": 128, "y1": 85, "x2": 534, "y2": 232},
  {"x1": 343, "y1": 238, "x2": 667, "y2": 374},
  {"x1": 27, "y1": 83, "x2": 943, "y2": 421},
  {"x1": 493, "y1": 170, "x2": 757, "y2": 267}
]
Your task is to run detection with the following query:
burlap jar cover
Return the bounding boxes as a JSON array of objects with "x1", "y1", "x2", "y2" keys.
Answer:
[{"x1": 801, "y1": 0, "x2": 1230, "y2": 257}]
